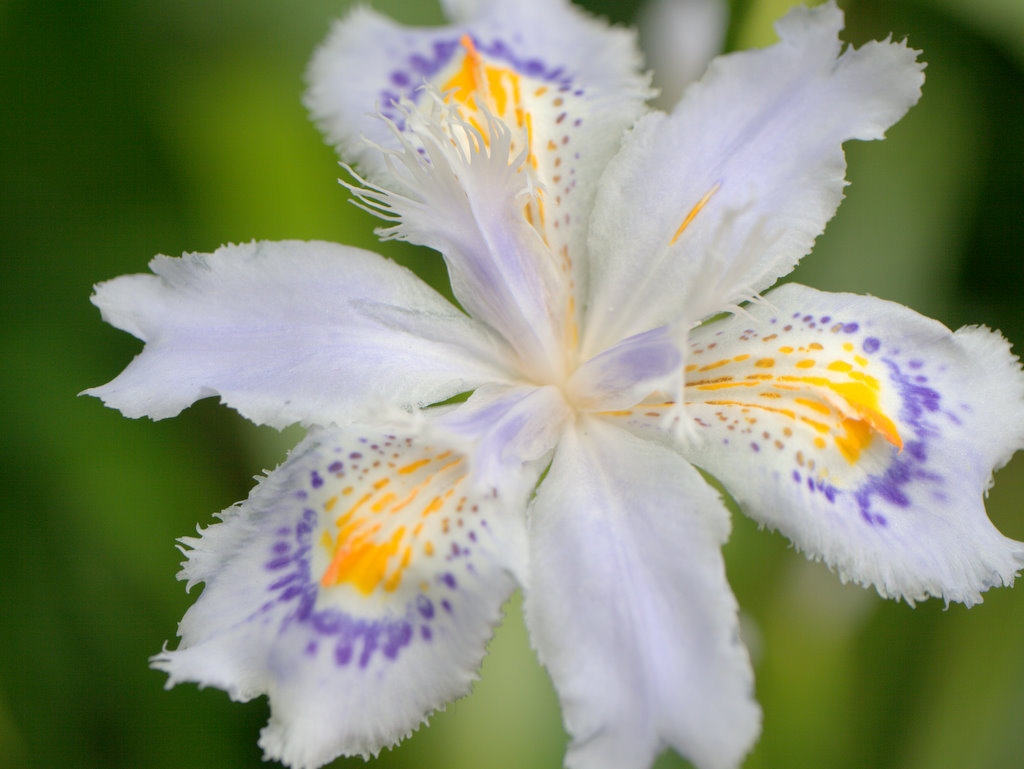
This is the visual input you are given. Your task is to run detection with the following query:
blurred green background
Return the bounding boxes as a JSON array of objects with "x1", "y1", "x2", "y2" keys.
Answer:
[{"x1": 2, "y1": 0, "x2": 1023, "y2": 767}]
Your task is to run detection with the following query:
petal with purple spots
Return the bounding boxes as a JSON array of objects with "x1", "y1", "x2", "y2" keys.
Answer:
[
  {"x1": 610, "y1": 283, "x2": 1024, "y2": 605},
  {"x1": 153, "y1": 422, "x2": 524, "y2": 769},
  {"x1": 306, "y1": 0, "x2": 651, "y2": 355}
]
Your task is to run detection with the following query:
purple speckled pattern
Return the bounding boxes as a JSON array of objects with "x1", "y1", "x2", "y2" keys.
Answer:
[
  {"x1": 259, "y1": 506, "x2": 435, "y2": 669},
  {"x1": 609, "y1": 281, "x2": 1024, "y2": 610},
  {"x1": 851, "y1": 352, "x2": 945, "y2": 524},
  {"x1": 209, "y1": 427, "x2": 511, "y2": 674},
  {"x1": 149, "y1": 422, "x2": 523, "y2": 769},
  {"x1": 387, "y1": 35, "x2": 571, "y2": 89},
  {"x1": 610, "y1": 289, "x2": 986, "y2": 538},
  {"x1": 378, "y1": 33, "x2": 577, "y2": 125}
]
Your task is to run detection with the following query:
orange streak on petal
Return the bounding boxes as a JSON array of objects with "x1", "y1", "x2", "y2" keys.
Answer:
[{"x1": 669, "y1": 184, "x2": 720, "y2": 245}]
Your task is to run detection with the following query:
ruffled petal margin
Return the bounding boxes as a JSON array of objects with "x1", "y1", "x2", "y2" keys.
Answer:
[
  {"x1": 583, "y1": 1, "x2": 924, "y2": 353},
  {"x1": 525, "y1": 418, "x2": 759, "y2": 769},
  {"x1": 153, "y1": 420, "x2": 525, "y2": 769},
  {"x1": 610, "y1": 283, "x2": 1024, "y2": 605},
  {"x1": 85, "y1": 240, "x2": 514, "y2": 429},
  {"x1": 306, "y1": 0, "x2": 651, "y2": 357}
]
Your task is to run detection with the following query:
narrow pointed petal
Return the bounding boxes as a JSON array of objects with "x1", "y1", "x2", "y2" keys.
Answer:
[
  {"x1": 583, "y1": 1, "x2": 924, "y2": 352},
  {"x1": 639, "y1": 0, "x2": 728, "y2": 110},
  {"x1": 153, "y1": 422, "x2": 525, "y2": 769},
  {"x1": 436, "y1": 383, "x2": 571, "y2": 500},
  {"x1": 525, "y1": 418, "x2": 760, "y2": 769},
  {"x1": 612, "y1": 284, "x2": 1024, "y2": 605},
  {"x1": 306, "y1": 1, "x2": 651, "y2": 357},
  {"x1": 567, "y1": 325, "x2": 683, "y2": 412},
  {"x1": 85, "y1": 241, "x2": 514, "y2": 428}
]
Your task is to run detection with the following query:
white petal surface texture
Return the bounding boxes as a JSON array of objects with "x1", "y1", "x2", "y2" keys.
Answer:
[
  {"x1": 306, "y1": 0, "x2": 651, "y2": 350},
  {"x1": 153, "y1": 423, "x2": 524, "y2": 769},
  {"x1": 344, "y1": 100, "x2": 568, "y2": 378},
  {"x1": 583, "y1": 2, "x2": 925, "y2": 353},
  {"x1": 86, "y1": 241, "x2": 514, "y2": 429},
  {"x1": 526, "y1": 419, "x2": 759, "y2": 769},
  {"x1": 614, "y1": 284, "x2": 1024, "y2": 606}
]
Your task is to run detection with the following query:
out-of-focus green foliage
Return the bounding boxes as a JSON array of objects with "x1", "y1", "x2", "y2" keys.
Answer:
[{"x1": 1, "y1": 0, "x2": 1021, "y2": 767}]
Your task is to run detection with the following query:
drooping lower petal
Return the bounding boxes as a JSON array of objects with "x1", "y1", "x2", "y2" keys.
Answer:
[
  {"x1": 85, "y1": 240, "x2": 514, "y2": 428},
  {"x1": 613, "y1": 284, "x2": 1024, "y2": 605},
  {"x1": 153, "y1": 421, "x2": 525, "y2": 769},
  {"x1": 525, "y1": 418, "x2": 759, "y2": 769},
  {"x1": 583, "y1": 1, "x2": 924, "y2": 353}
]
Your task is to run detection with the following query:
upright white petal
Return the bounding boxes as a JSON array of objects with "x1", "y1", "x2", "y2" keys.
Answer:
[
  {"x1": 85, "y1": 241, "x2": 515, "y2": 429},
  {"x1": 306, "y1": 1, "x2": 651, "y2": 359},
  {"x1": 154, "y1": 422, "x2": 525, "y2": 769},
  {"x1": 525, "y1": 418, "x2": 759, "y2": 769},
  {"x1": 583, "y1": 1, "x2": 924, "y2": 354},
  {"x1": 611, "y1": 284, "x2": 1024, "y2": 605},
  {"x1": 345, "y1": 101, "x2": 568, "y2": 380}
]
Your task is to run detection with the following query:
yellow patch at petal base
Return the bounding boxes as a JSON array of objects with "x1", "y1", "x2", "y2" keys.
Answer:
[
  {"x1": 441, "y1": 36, "x2": 533, "y2": 161},
  {"x1": 429, "y1": 35, "x2": 599, "y2": 354},
  {"x1": 313, "y1": 443, "x2": 476, "y2": 596},
  {"x1": 676, "y1": 330, "x2": 903, "y2": 469}
]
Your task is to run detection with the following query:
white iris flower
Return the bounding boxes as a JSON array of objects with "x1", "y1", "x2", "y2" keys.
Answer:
[{"x1": 87, "y1": 2, "x2": 1024, "y2": 768}]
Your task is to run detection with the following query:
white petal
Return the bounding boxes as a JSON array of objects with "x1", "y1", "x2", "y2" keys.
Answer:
[
  {"x1": 85, "y1": 240, "x2": 514, "y2": 428},
  {"x1": 345, "y1": 100, "x2": 569, "y2": 380},
  {"x1": 153, "y1": 421, "x2": 525, "y2": 769},
  {"x1": 639, "y1": 0, "x2": 728, "y2": 110},
  {"x1": 306, "y1": 1, "x2": 651, "y2": 356},
  {"x1": 525, "y1": 418, "x2": 759, "y2": 769},
  {"x1": 583, "y1": 1, "x2": 924, "y2": 353},
  {"x1": 613, "y1": 283, "x2": 1024, "y2": 606}
]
